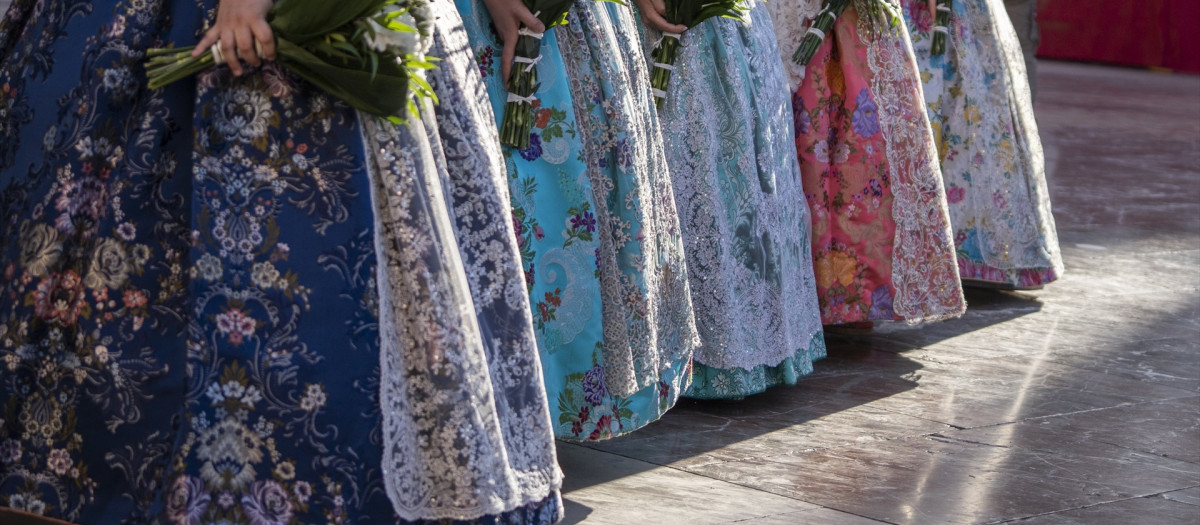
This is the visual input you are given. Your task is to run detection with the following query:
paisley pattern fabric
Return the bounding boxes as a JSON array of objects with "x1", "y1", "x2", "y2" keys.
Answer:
[
  {"x1": 767, "y1": 1, "x2": 965, "y2": 325},
  {"x1": 0, "y1": 0, "x2": 561, "y2": 522},
  {"x1": 456, "y1": 0, "x2": 699, "y2": 440},
  {"x1": 903, "y1": 0, "x2": 1062, "y2": 287},
  {"x1": 643, "y1": 3, "x2": 825, "y2": 398}
]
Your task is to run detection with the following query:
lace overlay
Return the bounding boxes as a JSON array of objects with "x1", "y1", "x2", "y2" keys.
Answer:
[
  {"x1": 904, "y1": 0, "x2": 1062, "y2": 282},
  {"x1": 556, "y1": 1, "x2": 700, "y2": 397},
  {"x1": 765, "y1": 0, "x2": 826, "y2": 91},
  {"x1": 652, "y1": 2, "x2": 823, "y2": 371},
  {"x1": 368, "y1": 3, "x2": 561, "y2": 519},
  {"x1": 858, "y1": 0, "x2": 965, "y2": 322}
]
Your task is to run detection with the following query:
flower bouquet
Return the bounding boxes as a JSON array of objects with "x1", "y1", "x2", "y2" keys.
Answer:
[
  {"x1": 647, "y1": 0, "x2": 746, "y2": 109},
  {"x1": 145, "y1": 0, "x2": 437, "y2": 121},
  {"x1": 791, "y1": 0, "x2": 902, "y2": 66},
  {"x1": 498, "y1": 0, "x2": 576, "y2": 149},
  {"x1": 930, "y1": 0, "x2": 952, "y2": 56}
]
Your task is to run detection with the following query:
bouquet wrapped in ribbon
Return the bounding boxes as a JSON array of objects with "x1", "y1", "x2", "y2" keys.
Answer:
[
  {"x1": 791, "y1": 0, "x2": 849, "y2": 67},
  {"x1": 647, "y1": 0, "x2": 746, "y2": 109},
  {"x1": 498, "y1": 0, "x2": 576, "y2": 149},
  {"x1": 791, "y1": 0, "x2": 902, "y2": 67},
  {"x1": 145, "y1": 0, "x2": 437, "y2": 121},
  {"x1": 930, "y1": 0, "x2": 952, "y2": 56}
]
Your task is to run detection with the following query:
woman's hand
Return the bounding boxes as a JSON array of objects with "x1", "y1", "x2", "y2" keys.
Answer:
[
  {"x1": 927, "y1": 0, "x2": 938, "y2": 17},
  {"x1": 633, "y1": 0, "x2": 686, "y2": 35},
  {"x1": 480, "y1": 0, "x2": 546, "y2": 83},
  {"x1": 194, "y1": 0, "x2": 277, "y2": 77}
]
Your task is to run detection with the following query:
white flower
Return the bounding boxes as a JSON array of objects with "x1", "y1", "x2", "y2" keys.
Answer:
[
  {"x1": 299, "y1": 383, "x2": 326, "y2": 412},
  {"x1": 358, "y1": 11, "x2": 420, "y2": 55},
  {"x1": 84, "y1": 238, "x2": 131, "y2": 290},
  {"x1": 250, "y1": 261, "x2": 281, "y2": 290},
  {"x1": 213, "y1": 86, "x2": 272, "y2": 142},
  {"x1": 194, "y1": 253, "x2": 223, "y2": 281},
  {"x1": 813, "y1": 140, "x2": 830, "y2": 164}
]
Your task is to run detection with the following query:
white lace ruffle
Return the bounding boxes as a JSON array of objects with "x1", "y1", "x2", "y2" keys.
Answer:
[
  {"x1": 367, "y1": 1, "x2": 561, "y2": 520},
  {"x1": 557, "y1": 1, "x2": 701, "y2": 397},
  {"x1": 859, "y1": 0, "x2": 966, "y2": 322},
  {"x1": 953, "y1": 0, "x2": 1063, "y2": 272},
  {"x1": 652, "y1": 2, "x2": 823, "y2": 371}
]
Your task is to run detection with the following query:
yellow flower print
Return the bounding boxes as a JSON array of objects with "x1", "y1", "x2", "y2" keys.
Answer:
[
  {"x1": 816, "y1": 251, "x2": 859, "y2": 289},
  {"x1": 931, "y1": 121, "x2": 947, "y2": 162},
  {"x1": 965, "y1": 104, "x2": 981, "y2": 124}
]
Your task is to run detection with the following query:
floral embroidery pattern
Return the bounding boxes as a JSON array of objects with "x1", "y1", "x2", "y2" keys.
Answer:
[
  {"x1": 648, "y1": 2, "x2": 824, "y2": 397},
  {"x1": 782, "y1": 4, "x2": 964, "y2": 324},
  {"x1": 903, "y1": 0, "x2": 1062, "y2": 287},
  {"x1": 456, "y1": 0, "x2": 697, "y2": 441},
  {"x1": 0, "y1": 0, "x2": 563, "y2": 523}
]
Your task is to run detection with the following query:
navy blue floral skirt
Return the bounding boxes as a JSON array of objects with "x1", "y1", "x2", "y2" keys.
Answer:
[{"x1": 0, "y1": 0, "x2": 560, "y2": 523}]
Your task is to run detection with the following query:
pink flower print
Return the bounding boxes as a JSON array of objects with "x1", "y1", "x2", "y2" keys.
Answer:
[
  {"x1": 993, "y1": 190, "x2": 1008, "y2": 209},
  {"x1": 33, "y1": 271, "x2": 86, "y2": 326},
  {"x1": 215, "y1": 308, "x2": 256, "y2": 345},
  {"x1": 123, "y1": 289, "x2": 147, "y2": 309},
  {"x1": 946, "y1": 186, "x2": 965, "y2": 204},
  {"x1": 907, "y1": 0, "x2": 934, "y2": 32}
]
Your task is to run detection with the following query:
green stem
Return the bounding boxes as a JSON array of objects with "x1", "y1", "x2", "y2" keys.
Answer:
[
  {"x1": 930, "y1": 0, "x2": 952, "y2": 56},
  {"x1": 145, "y1": 46, "x2": 196, "y2": 58},
  {"x1": 649, "y1": 35, "x2": 680, "y2": 110},
  {"x1": 792, "y1": 0, "x2": 851, "y2": 66},
  {"x1": 147, "y1": 53, "x2": 215, "y2": 90},
  {"x1": 499, "y1": 33, "x2": 542, "y2": 149}
]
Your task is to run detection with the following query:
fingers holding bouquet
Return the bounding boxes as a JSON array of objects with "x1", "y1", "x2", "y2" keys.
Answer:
[
  {"x1": 632, "y1": 0, "x2": 687, "y2": 35},
  {"x1": 193, "y1": 0, "x2": 277, "y2": 76},
  {"x1": 481, "y1": 0, "x2": 546, "y2": 83}
]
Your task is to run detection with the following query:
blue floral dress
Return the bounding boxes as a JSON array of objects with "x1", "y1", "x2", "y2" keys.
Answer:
[
  {"x1": 456, "y1": 0, "x2": 700, "y2": 440},
  {"x1": 0, "y1": 0, "x2": 562, "y2": 523},
  {"x1": 641, "y1": 2, "x2": 826, "y2": 399}
]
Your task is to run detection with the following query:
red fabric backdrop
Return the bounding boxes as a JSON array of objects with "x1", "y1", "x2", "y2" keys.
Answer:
[{"x1": 1037, "y1": 0, "x2": 1200, "y2": 74}]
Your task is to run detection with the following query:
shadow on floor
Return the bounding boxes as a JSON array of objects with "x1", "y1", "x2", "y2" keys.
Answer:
[
  {"x1": 557, "y1": 286, "x2": 1045, "y2": 499},
  {"x1": 561, "y1": 344, "x2": 928, "y2": 488}
]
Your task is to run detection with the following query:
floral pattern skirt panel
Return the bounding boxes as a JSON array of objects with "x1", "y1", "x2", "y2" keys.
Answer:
[
  {"x1": 0, "y1": 0, "x2": 562, "y2": 522},
  {"x1": 903, "y1": 0, "x2": 1063, "y2": 287},
  {"x1": 455, "y1": 0, "x2": 698, "y2": 441},
  {"x1": 769, "y1": 3, "x2": 965, "y2": 325},
  {"x1": 644, "y1": 3, "x2": 825, "y2": 398}
]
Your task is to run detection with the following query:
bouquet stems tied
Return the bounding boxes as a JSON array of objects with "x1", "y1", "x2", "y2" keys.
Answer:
[
  {"x1": 930, "y1": 0, "x2": 952, "y2": 56},
  {"x1": 648, "y1": 0, "x2": 746, "y2": 109},
  {"x1": 649, "y1": 33, "x2": 680, "y2": 109},
  {"x1": 499, "y1": 3, "x2": 573, "y2": 149},
  {"x1": 792, "y1": 0, "x2": 902, "y2": 66},
  {"x1": 791, "y1": 0, "x2": 850, "y2": 66}
]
